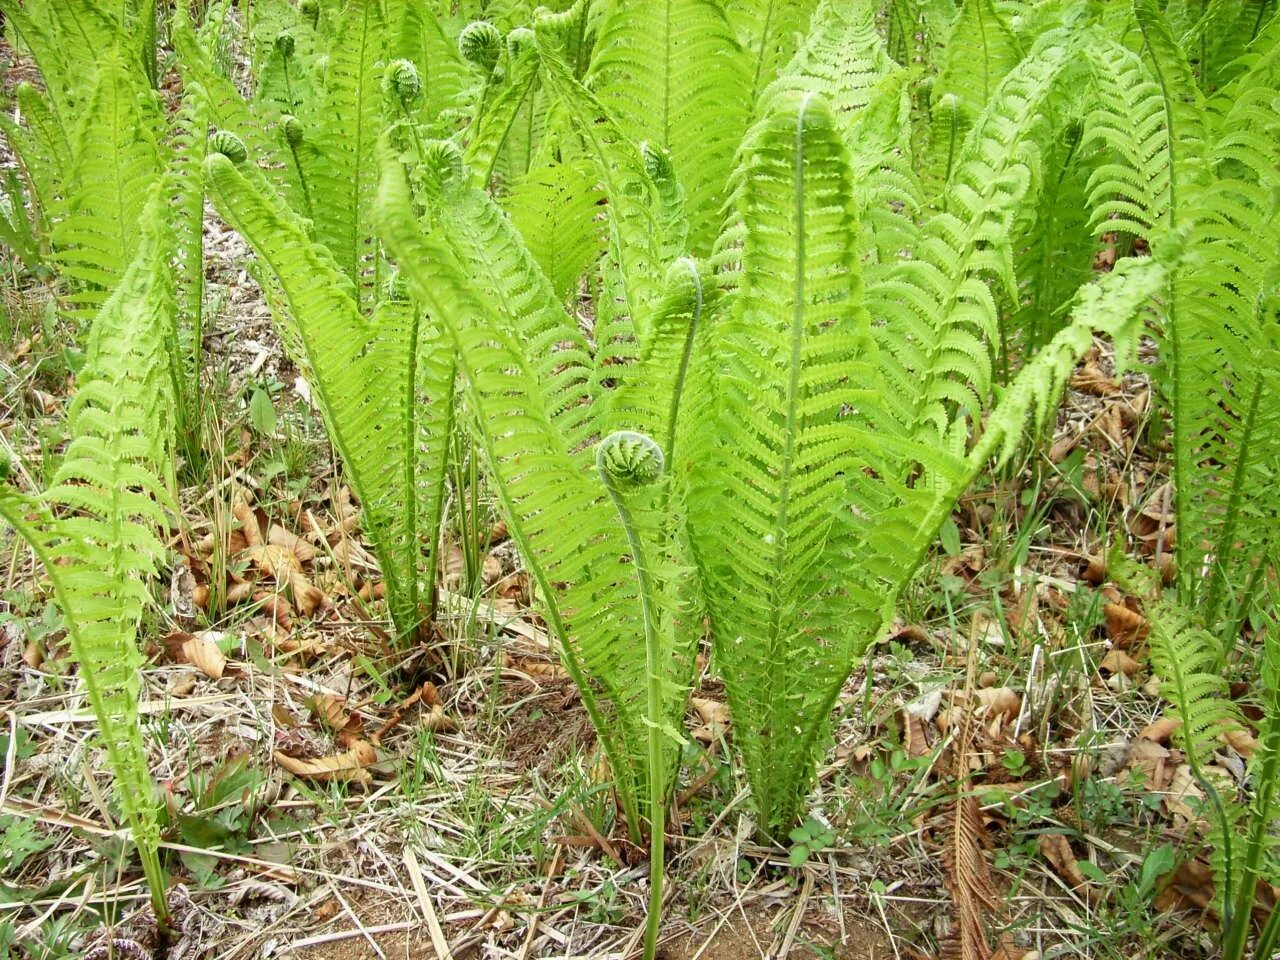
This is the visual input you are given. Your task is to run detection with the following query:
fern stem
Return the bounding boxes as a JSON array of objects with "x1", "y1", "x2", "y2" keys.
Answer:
[
  {"x1": 596, "y1": 433, "x2": 667, "y2": 960},
  {"x1": 663, "y1": 259, "x2": 702, "y2": 470},
  {"x1": 1204, "y1": 374, "x2": 1261, "y2": 633}
]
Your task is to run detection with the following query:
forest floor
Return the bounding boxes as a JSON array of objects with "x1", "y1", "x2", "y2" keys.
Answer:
[{"x1": 0, "y1": 35, "x2": 1257, "y2": 960}]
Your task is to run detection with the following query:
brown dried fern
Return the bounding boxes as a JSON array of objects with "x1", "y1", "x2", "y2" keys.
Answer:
[{"x1": 938, "y1": 628, "x2": 1002, "y2": 960}]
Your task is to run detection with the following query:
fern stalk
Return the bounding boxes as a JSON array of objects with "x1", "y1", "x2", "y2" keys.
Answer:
[{"x1": 596, "y1": 432, "x2": 669, "y2": 960}]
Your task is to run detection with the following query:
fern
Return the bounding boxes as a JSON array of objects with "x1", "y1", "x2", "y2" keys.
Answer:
[
  {"x1": 376, "y1": 138, "x2": 699, "y2": 844},
  {"x1": 204, "y1": 152, "x2": 454, "y2": 644},
  {"x1": 502, "y1": 158, "x2": 604, "y2": 300},
  {"x1": 686, "y1": 91, "x2": 878, "y2": 836},
  {"x1": 310, "y1": 0, "x2": 388, "y2": 309},
  {"x1": 48, "y1": 51, "x2": 164, "y2": 317},
  {"x1": 0, "y1": 185, "x2": 177, "y2": 921},
  {"x1": 585, "y1": 0, "x2": 752, "y2": 252},
  {"x1": 725, "y1": 0, "x2": 820, "y2": 110}
]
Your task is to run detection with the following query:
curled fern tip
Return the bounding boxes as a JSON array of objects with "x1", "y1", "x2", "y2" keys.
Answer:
[
  {"x1": 385, "y1": 60, "x2": 422, "y2": 105},
  {"x1": 597, "y1": 432, "x2": 664, "y2": 492},
  {"x1": 459, "y1": 21, "x2": 503, "y2": 73},
  {"x1": 209, "y1": 130, "x2": 248, "y2": 165}
]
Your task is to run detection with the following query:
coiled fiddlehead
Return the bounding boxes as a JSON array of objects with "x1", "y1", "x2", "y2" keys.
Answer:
[
  {"x1": 460, "y1": 21, "x2": 503, "y2": 74},
  {"x1": 384, "y1": 59, "x2": 422, "y2": 106},
  {"x1": 274, "y1": 31, "x2": 295, "y2": 60},
  {"x1": 281, "y1": 114, "x2": 304, "y2": 147},
  {"x1": 209, "y1": 130, "x2": 248, "y2": 165},
  {"x1": 597, "y1": 431, "x2": 664, "y2": 491},
  {"x1": 596, "y1": 429, "x2": 668, "y2": 960},
  {"x1": 422, "y1": 139, "x2": 466, "y2": 187}
]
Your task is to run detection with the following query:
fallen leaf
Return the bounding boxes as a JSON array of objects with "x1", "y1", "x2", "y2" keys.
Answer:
[
  {"x1": 690, "y1": 697, "x2": 731, "y2": 743},
  {"x1": 1223, "y1": 726, "x2": 1258, "y2": 760},
  {"x1": 274, "y1": 740, "x2": 377, "y2": 784},
  {"x1": 973, "y1": 687, "x2": 1021, "y2": 721},
  {"x1": 1038, "y1": 834, "x2": 1091, "y2": 891},
  {"x1": 1139, "y1": 716, "x2": 1181, "y2": 743},
  {"x1": 307, "y1": 693, "x2": 352, "y2": 732},
  {"x1": 1104, "y1": 602, "x2": 1149, "y2": 646},
  {"x1": 268, "y1": 524, "x2": 316, "y2": 563},
  {"x1": 233, "y1": 500, "x2": 263, "y2": 548},
  {"x1": 1126, "y1": 738, "x2": 1172, "y2": 791},
  {"x1": 902, "y1": 709, "x2": 932, "y2": 759},
  {"x1": 421, "y1": 703, "x2": 458, "y2": 733},
  {"x1": 1099, "y1": 648, "x2": 1142, "y2": 677},
  {"x1": 244, "y1": 543, "x2": 302, "y2": 579}
]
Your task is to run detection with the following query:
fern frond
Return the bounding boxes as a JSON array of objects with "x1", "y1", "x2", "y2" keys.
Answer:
[
  {"x1": 724, "y1": 0, "x2": 819, "y2": 109},
  {"x1": 376, "y1": 143, "x2": 699, "y2": 839},
  {"x1": 49, "y1": 53, "x2": 164, "y2": 317},
  {"x1": 756, "y1": 0, "x2": 900, "y2": 137},
  {"x1": 534, "y1": 26, "x2": 664, "y2": 331},
  {"x1": 204, "y1": 154, "x2": 452, "y2": 642},
  {"x1": 502, "y1": 158, "x2": 604, "y2": 301},
  {"x1": 871, "y1": 42, "x2": 1071, "y2": 448},
  {"x1": 585, "y1": 0, "x2": 751, "y2": 252},
  {"x1": 687, "y1": 91, "x2": 877, "y2": 836},
  {"x1": 462, "y1": 30, "x2": 542, "y2": 189},
  {"x1": 0, "y1": 185, "x2": 176, "y2": 917},
  {"x1": 310, "y1": 0, "x2": 388, "y2": 309},
  {"x1": 931, "y1": 0, "x2": 1021, "y2": 145},
  {"x1": 0, "y1": 83, "x2": 72, "y2": 233}
]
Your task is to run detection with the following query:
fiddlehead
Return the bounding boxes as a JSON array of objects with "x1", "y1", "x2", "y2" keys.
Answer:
[
  {"x1": 459, "y1": 20, "x2": 503, "y2": 75},
  {"x1": 209, "y1": 130, "x2": 248, "y2": 165},
  {"x1": 595, "y1": 429, "x2": 668, "y2": 960},
  {"x1": 597, "y1": 431, "x2": 665, "y2": 492}
]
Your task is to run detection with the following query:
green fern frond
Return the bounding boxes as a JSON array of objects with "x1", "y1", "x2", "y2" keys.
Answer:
[
  {"x1": 534, "y1": 25, "x2": 664, "y2": 332},
  {"x1": 0, "y1": 83, "x2": 72, "y2": 234},
  {"x1": 585, "y1": 0, "x2": 752, "y2": 251},
  {"x1": 931, "y1": 0, "x2": 1021, "y2": 130},
  {"x1": 502, "y1": 158, "x2": 604, "y2": 300},
  {"x1": 871, "y1": 41, "x2": 1070, "y2": 447},
  {"x1": 758, "y1": 0, "x2": 900, "y2": 134},
  {"x1": 376, "y1": 142, "x2": 698, "y2": 839},
  {"x1": 49, "y1": 53, "x2": 164, "y2": 317},
  {"x1": 204, "y1": 153, "x2": 453, "y2": 642},
  {"x1": 725, "y1": 0, "x2": 819, "y2": 109},
  {"x1": 462, "y1": 30, "x2": 542, "y2": 189},
  {"x1": 0, "y1": 185, "x2": 177, "y2": 918},
  {"x1": 310, "y1": 0, "x2": 388, "y2": 309},
  {"x1": 687, "y1": 91, "x2": 876, "y2": 836}
]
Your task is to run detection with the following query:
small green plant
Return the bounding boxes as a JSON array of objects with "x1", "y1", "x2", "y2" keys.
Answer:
[{"x1": 788, "y1": 816, "x2": 837, "y2": 866}]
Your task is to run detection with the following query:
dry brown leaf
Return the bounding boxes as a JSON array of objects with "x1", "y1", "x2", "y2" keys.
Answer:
[
  {"x1": 1104, "y1": 602, "x2": 1149, "y2": 646},
  {"x1": 1038, "y1": 834, "x2": 1090, "y2": 891},
  {"x1": 244, "y1": 543, "x2": 302, "y2": 579},
  {"x1": 690, "y1": 697, "x2": 731, "y2": 744},
  {"x1": 1071, "y1": 355, "x2": 1120, "y2": 396},
  {"x1": 972, "y1": 687, "x2": 1021, "y2": 721},
  {"x1": 226, "y1": 579, "x2": 257, "y2": 605},
  {"x1": 421, "y1": 703, "x2": 458, "y2": 733},
  {"x1": 22, "y1": 641, "x2": 42, "y2": 669},
  {"x1": 1139, "y1": 716, "x2": 1181, "y2": 743},
  {"x1": 1166, "y1": 763, "x2": 1235, "y2": 830},
  {"x1": 163, "y1": 630, "x2": 228, "y2": 679},
  {"x1": 181, "y1": 632, "x2": 228, "y2": 680},
  {"x1": 307, "y1": 693, "x2": 352, "y2": 732},
  {"x1": 287, "y1": 571, "x2": 328, "y2": 616},
  {"x1": 501, "y1": 653, "x2": 566, "y2": 680},
  {"x1": 1223, "y1": 726, "x2": 1258, "y2": 759},
  {"x1": 268, "y1": 525, "x2": 317, "y2": 563},
  {"x1": 1099, "y1": 648, "x2": 1143, "y2": 677},
  {"x1": 1126, "y1": 738, "x2": 1172, "y2": 791},
  {"x1": 233, "y1": 500, "x2": 263, "y2": 548},
  {"x1": 902, "y1": 709, "x2": 932, "y2": 759},
  {"x1": 274, "y1": 740, "x2": 377, "y2": 784}
]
